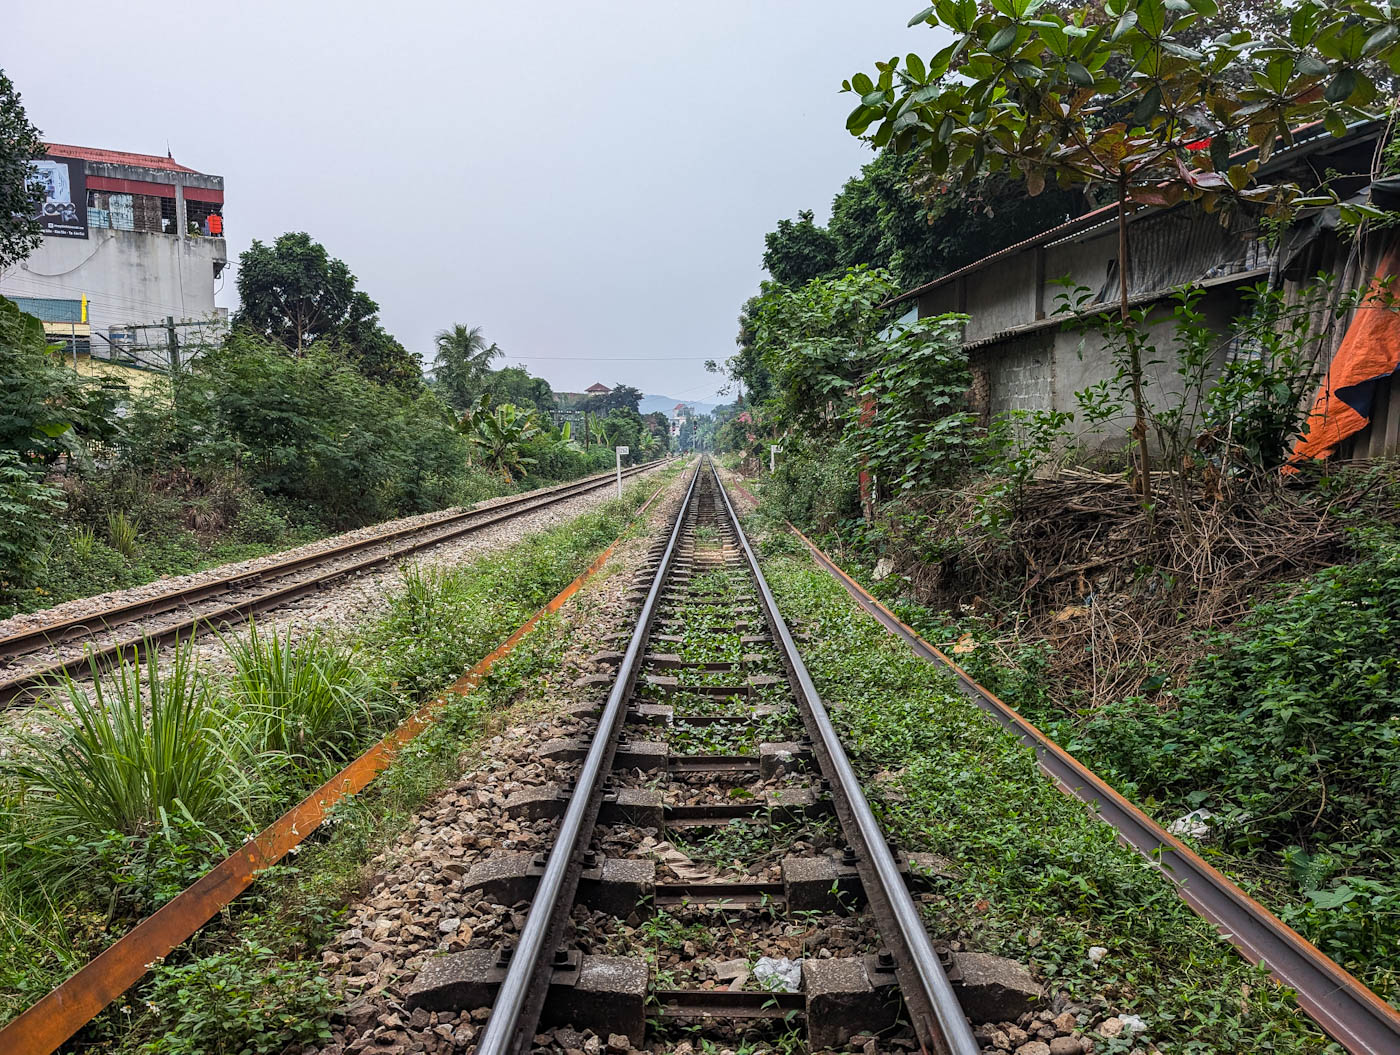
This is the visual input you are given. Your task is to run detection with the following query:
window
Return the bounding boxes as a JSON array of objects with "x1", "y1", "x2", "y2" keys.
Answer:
[
  {"x1": 185, "y1": 198, "x2": 224, "y2": 236},
  {"x1": 131, "y1": 194, "x2": 163, "y2": 233},
  {"x1": 87, "y1": 191, "x2": 172, "y2": 233}
]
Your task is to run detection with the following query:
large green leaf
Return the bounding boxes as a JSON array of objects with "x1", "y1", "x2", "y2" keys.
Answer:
[
  {"x1": 1066, "y1": 60, "x2": 1095, "y2": 85},
  {"x1": 987, "y1": 25, "x2": 1020, "y2": 53}
]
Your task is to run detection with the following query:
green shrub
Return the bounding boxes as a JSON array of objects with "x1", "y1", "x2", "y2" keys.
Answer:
[
  {"x1": 0, "y1": 451, "x2": 63, "y2": 604},
  {"x1": 763, "y1": 434, "x2": 860, "y2": 531},
  {"x1": 1064, "y1": 533, "x2": 1400, "y2": 999},
  {"x1": 136, "y1": 940, "x2": 335, "y2": 1055},
  {"x1": 70, "y1": 526, "x2": 96, "y2": 561},
  {"x1": 106, "y1": 510, "x2": 140, "y2": 558}
]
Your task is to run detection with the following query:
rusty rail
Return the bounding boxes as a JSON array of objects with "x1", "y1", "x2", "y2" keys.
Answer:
[{"x1": 0, "y1": 460, "x2": 668, "y2": 706}]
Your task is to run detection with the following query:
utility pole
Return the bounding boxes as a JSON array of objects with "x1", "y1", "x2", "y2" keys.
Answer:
[{"x1": 770, "y1": 444, "x2": 780, "y2": 473}]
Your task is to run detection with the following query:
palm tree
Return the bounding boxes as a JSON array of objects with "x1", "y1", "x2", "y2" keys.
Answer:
[
  {"x1": 467, "y1": 403, "x2": 540, "y2": 483},
  {"x1": 432, "y1": 324, "x2": 501, "y2": 412}
]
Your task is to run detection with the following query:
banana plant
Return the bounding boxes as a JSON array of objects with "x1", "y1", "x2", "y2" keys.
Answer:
[{"x1": 466, "y1": 403, "x2": 540, "y2": 482}]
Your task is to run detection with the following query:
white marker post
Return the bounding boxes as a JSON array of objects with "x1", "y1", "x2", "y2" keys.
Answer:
[
  {"x1": 770, "y1": 444, "x2": 781, "y2": 473},
  {"x1": 615, "y1": 446, "x2": 629, "y2": 498}
]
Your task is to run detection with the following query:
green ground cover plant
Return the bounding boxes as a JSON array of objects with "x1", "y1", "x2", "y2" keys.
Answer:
[
  {"x1": 0, "y1": 466, "x2": 679, "y2": 1037},
  {"x1": 821, "y1": 514, "x2": 1400, "y2": 1012},
  {"x1": 751, "y1": 520, "x2": 1338, "y2": 1053},
  {"x1": 1012, "y1": 533, "x2": 1400, "y2": 1006}
]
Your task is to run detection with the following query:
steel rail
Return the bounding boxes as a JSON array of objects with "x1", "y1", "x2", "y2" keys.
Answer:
[
  {"x1": 0, "y1": 460, "x2": 667, "y2": 706},
  {"x1": 781, "y1": 522, "x2": 1400, "y2": 1055},
  {"x1": 714, "y1": 464, "x2": 980, "y2": 1055},
  {"x1": 0, "y1": 473, "x2": 681, "y2": 1055},
  {"x1": 475, "y1": 461, "x2": 702, "y2": 1055},
  {"x1": 0, "y1": 460, "x2": 666, "y2": 664}
]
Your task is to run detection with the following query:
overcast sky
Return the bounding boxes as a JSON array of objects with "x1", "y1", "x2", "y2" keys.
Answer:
[{"x1": 7, "y1": 2, "x2": 932, "y2": 404}]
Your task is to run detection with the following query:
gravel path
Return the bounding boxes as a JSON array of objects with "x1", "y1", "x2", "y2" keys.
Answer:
[{"x1": 0, "y1": 463, "x2": 676, "y2": 734}]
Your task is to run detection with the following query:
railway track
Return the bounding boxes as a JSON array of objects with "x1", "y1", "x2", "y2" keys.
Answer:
[
  {"x1": 402, "y1": 459, "x2": 981, "y2": 1053},
  {"x1": 0, "y1": 460, "x2": 667, "y2": 707}
]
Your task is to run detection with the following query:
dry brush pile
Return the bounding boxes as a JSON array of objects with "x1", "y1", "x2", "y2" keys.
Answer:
[{"x1": 877, "y1": 464, "x2": 1400, "y2": 713}]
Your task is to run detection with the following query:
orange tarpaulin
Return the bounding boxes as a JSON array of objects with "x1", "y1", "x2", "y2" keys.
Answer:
[{"x1": 1289, "y1": 247, "x2": 1400, "y2": 464}]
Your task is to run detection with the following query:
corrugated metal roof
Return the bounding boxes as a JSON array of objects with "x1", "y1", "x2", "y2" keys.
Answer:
[
  {"x1": 884, "y1": 118, "x2": 1384, "y2": 309},
  {"x1": 43, "y1": 143, "x2": 204, "y2": 174}
]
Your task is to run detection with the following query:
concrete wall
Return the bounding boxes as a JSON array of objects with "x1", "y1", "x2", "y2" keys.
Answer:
[
  {"x1": 1, "y1": 228, "x2": 226, "y2": 339},
  {"x1": 962, "y1": 249, "x2": 1038, "y2": 344},
  {"x1": 920, "y1": 210, "x2": 1260, "y2": 451}
]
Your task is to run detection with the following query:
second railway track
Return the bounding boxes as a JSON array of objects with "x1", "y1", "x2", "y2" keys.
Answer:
[
  {"x1": 0, "y1": 459, "x2": 667, "y2": 707},
  {"x1": 401, "y1": 458, "x2": 980, "y2": 1054}
]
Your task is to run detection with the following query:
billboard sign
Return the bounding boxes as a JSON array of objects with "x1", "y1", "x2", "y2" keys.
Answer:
[{"x1": 31, "y1": 156, "x2": 88, "y2": 239}]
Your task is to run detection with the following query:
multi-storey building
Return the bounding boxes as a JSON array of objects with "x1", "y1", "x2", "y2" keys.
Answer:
[{"x1": 0, "y1": 143, "x2": 226, "y2": 378}]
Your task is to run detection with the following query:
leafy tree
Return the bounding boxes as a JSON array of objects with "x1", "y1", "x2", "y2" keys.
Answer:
[
  {"x1": 466, "y1": 403, "x2": 541, "y2": 482},
  {"x1": 432, "y1": 324, "x2": 500, "y2": 412},
  {"x1": 750, "y1": 266, "x2": 902, "y2": 435},
  {"x1": 845, "y1": 0, "x2": 1398, "y2": 497},
  {"x1": 485, "y1": 365, "x2": 555, "y2": 415},
  {"x1": 0, "y1": 69, "x2": 43, "y2": 272},
  {"x1": 234, "y1": 232, "x2": 421, "y2": 389},
  {"x1": 763, "y1": 210, "x2": 840, "y2": 286},
  {"x1": 642, "y1": 410, "x2": 672, "y2": 453},
  {"x1": 342, "y1": 323, "x2": 423, "y2": 391},
  {"x1": 584, "y1": 384, "x2": 643, "y2": 415},
  {"x1": 766, "y1": 152, "x2": 1086, "y2": 294}
]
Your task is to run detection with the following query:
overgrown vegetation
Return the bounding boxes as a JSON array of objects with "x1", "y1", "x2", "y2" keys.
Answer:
[
  {"x1": 710, "y1": 0, "x2": 1400, "y2": 1029},
  {"x1": 0, "y1": 286, "x2": 672, "y2": 616},
  {"x1": 0, "y1": 472, "x2": 674, "y2": 1037},
  {"x1": 753, "y1": 526, "x2": 1338, "y2": 1051}
]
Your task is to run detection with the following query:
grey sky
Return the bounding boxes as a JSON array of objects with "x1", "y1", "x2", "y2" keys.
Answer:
[{"x1": 7, "y1": 2, "x2": 932, "y2": 404}]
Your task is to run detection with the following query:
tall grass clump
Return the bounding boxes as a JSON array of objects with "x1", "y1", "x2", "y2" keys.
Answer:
[
  {"x1": 106, "y1": 511, "x2": 140, "y2": 558},
  {"x1": 223, "y1": 621, "x2": 384, "y2": 765},
  {"x1": 4, "y1": 642, "x2": 251, "y2": 847}
]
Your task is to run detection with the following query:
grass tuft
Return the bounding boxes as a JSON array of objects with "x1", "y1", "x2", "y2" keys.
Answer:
[
  {"x1": 223, "y1": 621, "x2": 386, "y2": 766},
  {"x1": 4, "y1": 641, "x2": 251, "y2": 847}
]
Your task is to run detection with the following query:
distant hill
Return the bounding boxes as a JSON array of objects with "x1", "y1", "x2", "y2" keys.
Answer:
[{"x1": 640, "y1": 394, "x2": 718, "y2": 417}]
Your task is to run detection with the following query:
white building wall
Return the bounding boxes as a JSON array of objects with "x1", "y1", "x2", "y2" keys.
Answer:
[{"x1": 0, "y1": 227, "x2": 226, "y2": 339}]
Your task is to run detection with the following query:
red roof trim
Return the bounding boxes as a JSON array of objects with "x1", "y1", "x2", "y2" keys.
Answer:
[
  {"x1": 44, "y1": 142, "x2": 203, "y2": 174},
  {"x1": 87, "y1": 176, "x2": 175, "y2": 198}
]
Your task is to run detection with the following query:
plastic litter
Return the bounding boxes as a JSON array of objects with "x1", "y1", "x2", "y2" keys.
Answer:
[
  {"x1": 753, "y1": 956, "x2": 802, "y2": 992},
  {"x1": 1118, "y1": 1014, "x2": 1148, "y2": 1033},
  {"x1": 1167, "y1": 808, "x2": 1214, "y2": 838}
]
